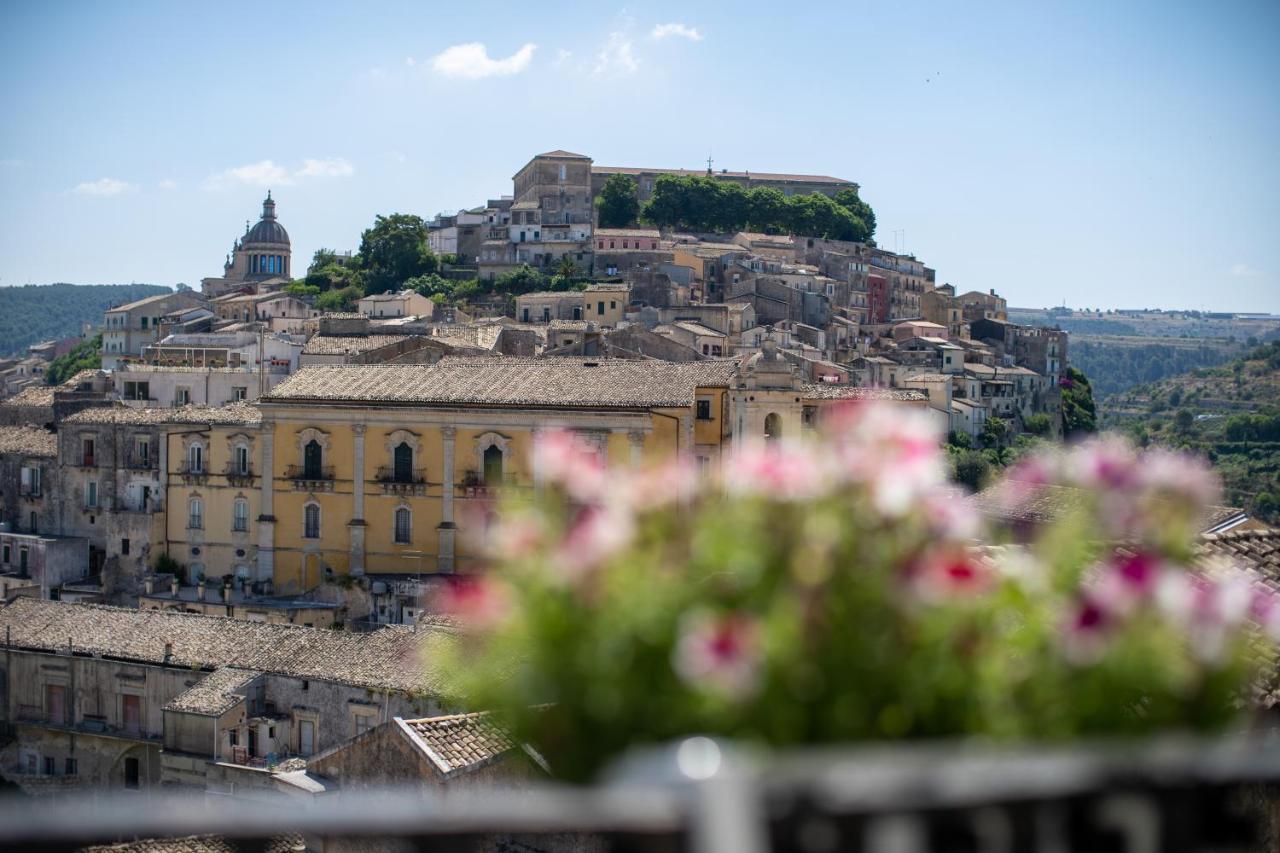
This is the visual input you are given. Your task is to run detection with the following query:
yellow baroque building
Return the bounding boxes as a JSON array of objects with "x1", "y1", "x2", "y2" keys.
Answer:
[{"x1": 255, "y1": 357, "x2": 740, "y2": 591}]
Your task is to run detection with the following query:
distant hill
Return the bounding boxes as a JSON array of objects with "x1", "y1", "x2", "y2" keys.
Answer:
[
  {"x1": 1071, "y1": 335, "x2": 1242, "y2": 400},
  {"x1": 1103, "y1": 341, "x2": 1280, "y2": 523},
  {"x1": 0, "y1": 283, "x2": 172, "y2": 357}
]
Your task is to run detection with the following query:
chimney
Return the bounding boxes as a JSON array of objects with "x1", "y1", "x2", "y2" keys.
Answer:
[{"x1": 163, "y1": 642, "x2": 173, "y2": 664}]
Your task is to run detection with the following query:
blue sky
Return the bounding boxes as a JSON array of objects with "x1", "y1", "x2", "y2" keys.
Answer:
[{"x1": 1, "y1": 0, "x2": 1276, "y2": 311}]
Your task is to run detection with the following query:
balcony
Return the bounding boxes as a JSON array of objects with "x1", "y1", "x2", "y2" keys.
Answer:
[
  {"x1": 19, "y1": 485, "x2": 41, "y2": 499},
  {"x1": 375, "y1": 467, "x2": 428, "y2": 497},
  {"x1": 286, "y1": 465, "x2": 335, "y2": 492},
  {"x1": 177, "y1": 463, "x2": 208, "y2": 485},
  {"x1": 224, "y1": 464, "x2": 256, "y2": 487}
]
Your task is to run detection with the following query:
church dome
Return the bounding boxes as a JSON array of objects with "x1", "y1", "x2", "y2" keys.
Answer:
[{"x1": 242, "y1": 192, "x2": 290, "y2": 246}]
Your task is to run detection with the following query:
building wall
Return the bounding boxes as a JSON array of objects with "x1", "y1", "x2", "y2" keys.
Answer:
[
  {"x1": 259, "y1": 403, "x2": 696, "y2": 590},
  {"x1": 163, "y1": 422, "x2": 261, "y2": 584}
]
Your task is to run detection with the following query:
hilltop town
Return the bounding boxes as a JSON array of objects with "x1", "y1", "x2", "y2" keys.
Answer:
[{"x1": 5, "y1": 149, "x2": 1269, "y2": 806}]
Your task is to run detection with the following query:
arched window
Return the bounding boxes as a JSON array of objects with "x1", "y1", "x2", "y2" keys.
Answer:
[
  {"x1": 303, "y1": 503, "x2": 320, "y2": 539},
  {"x1": 188, "y1": 498, "x2": 203, "y2": 529},
  {"x1": 483, "y1": 444, "x2": 504, "y2": 485},
  {"x1": 394, "y1": 507, "x2": 411, "y2": 544},
  {"x1": 232, "y1": 498, "x2": 249, "y2": 532},
  {"x1": 303, "y1": 440, "x2": 322, "y2": 480},
  {"x1": 764, "y1": 413, "x2": 782, "y2": 442},
  {"x1": 235, "y1": 444, "x2": 250, "y2": 475},
  {"x1": 393, "y1": 442, "x2": 413, "y2": 483},
  {"x1": 188, "y1": 443, "x2": 204, "y2": 474}
]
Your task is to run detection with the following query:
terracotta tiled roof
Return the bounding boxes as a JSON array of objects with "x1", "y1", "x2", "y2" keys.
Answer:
[
  {"x1": 301, "y1": 334, "x2": 409, "y2": 356},
  {"x1": 594, "y1": 228, "x2": 661, "y2": 239},
  {"x1": 84, "y1": 835, "x2": 301, "y2": 853},
  {"x1": 801, "y1": 383, "x2": 927, "y2": 402},
  {"x1": 0, "y1": 386, "x2": 55, "y2": 408},
  {"x1": 0, "y1": 598, "x2": 452, "y2": 696},
  {"x1": 163, "y1": 666, "x2": 262, "y2": 716},
  {"x1": 0, "y1": 425, "x2": 56, "y2": 457},
  {"x1": 1197, "y1": 528, "x2": 1280, "y2": 584},
  {"x1": 975, "y1": 482, "x2": 1246, "y2": 535},
  {"x1": 264, "y1": 357, "x2": 739, "y2": 408},
  {"x1": 62, "y1": 402, "x2": 262, "y2": 427},
  {"x1": 401, "y1": 712, "x2": 515, "y2": 777}
]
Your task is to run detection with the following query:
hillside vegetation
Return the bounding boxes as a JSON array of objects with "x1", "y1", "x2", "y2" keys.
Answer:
[
  {"x1": 0, "y1": 283, "x2": 170, "y2": 357},
  {"x1": 1071, "y1": 336, "x2": 1241, "y2": 400},
  {"x1": 1103, "y1": 341, "x2": 1280, "y2": 522}
]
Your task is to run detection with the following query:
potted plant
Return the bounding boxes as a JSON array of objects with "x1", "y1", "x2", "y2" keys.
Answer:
[{"x1": 438, "y1": 406, "x2": 1274, "y2": 783}]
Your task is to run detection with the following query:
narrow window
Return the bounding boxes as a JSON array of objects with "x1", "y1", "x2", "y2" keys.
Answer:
[
  {"x1": 394, "y1": 507, "x2": 411, "y2": 544},
  {"x1": 124, "y1": 756, "x2": 140, "y2": 789},
  {"x1": 188, "y1": 444, "x2": 203, "y2": 474},
  {"x1": 188, "y1": 498, "x2": 203, "y2": 529},
  {"x1": 304, "y1": 504, "x2": 320, "y2": 539},
  {"x1": 393, "y1": 442, "x2": 413, "y2": 483},
  {"x1": 233, "y1": 499, "x2": 249, "y2": 532},
  {"x1": 235, "y1": 445, "x2": 250, "y2": 475},
  {"x1": 483, "y1": 445, "x2": 504, "y2": 486},
  {"x1": 303, "y1": 440, "x2": 323, "y2": 479},
  {"x1": 86, "y1": 481, "x2": 98, "y2": 508}
]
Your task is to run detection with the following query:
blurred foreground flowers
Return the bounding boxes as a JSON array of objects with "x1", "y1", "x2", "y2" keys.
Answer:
[{"x1": 438, "y1": 404, "x2": 1273, "y2": 782}]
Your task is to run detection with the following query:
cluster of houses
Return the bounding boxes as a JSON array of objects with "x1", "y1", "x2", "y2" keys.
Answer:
[{"x1": 0, "y1": 150, "x2": 1153, "y2": 813}]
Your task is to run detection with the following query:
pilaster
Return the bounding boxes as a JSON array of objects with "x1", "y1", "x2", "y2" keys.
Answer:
[
  {"x1": 438, "y1": 425, "x2": 456, "y2": 573},
  {"x1": 350, "y1": 424, "x2": 366, "y2": 576}
]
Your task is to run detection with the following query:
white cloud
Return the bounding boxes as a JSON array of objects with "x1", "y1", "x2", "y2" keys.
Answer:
[
  {"x1": 72, "y1": 177, "x2": 137, "y2": 197},
  {"x1": 405, "y1": 56, "x2": 416, "y2": 67},
  {"x1": 296, "y1": 157, "x2": 354, "y2": 179},
  {"x1": 592, "y1": 31, "x2": 639, "y2": 76},
  {"x1": 652, "y1": 22, "x2": 703, "y2": 41},
  {"x1": 158, "y1": 179, "x2": 178, "y2": 190},
  {"x1": 202, "y1": 158, "x2": 354, "y2": 190},
  {"x1": 431, "y1": 42, "x2": 537, "y2": 79},
  {"x1": 555, "y1": 48, "x2": 573, "y2": 67},
  {"x1": 1230, "y1": 263, "x2": 1262, "y2": 278}
]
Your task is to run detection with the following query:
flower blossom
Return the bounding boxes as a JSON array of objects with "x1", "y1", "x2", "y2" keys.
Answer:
[
  {"x1": 614, "y1": 455, "x2": 699, "y2": 512},
  {"x1": 1090, "y1": 551, "x2": 1168, "y2": 615},
  {"x1": 673, "y1": 610, "x2": 763, "y2": 700},
  {"x1": 535, "y1": 430, "x2": 609, "y2": 503},
  {"x1": 722, "y1": 440, "x2": 829, "y2": 502},
  {"x1": 823, "y1": 402, "x2": 945, "y2": 516},
  {"x1": 1061, "y1": 593, "x2": 1113, "y2": 664},
  {"x1": 907, "y1": 549, "x2": 992, "y2": 602},
  {"x1": 434, "y1": 576, "x2": 514, "y2": 630},
  {"x1": 556, "y1": 502, "x2": 635, "y2": 580}
]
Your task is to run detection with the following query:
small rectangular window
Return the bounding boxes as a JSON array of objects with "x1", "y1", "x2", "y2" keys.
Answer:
[
  {"x1": 121, "y1": 538, "x2": 130, "y2": 556},
  {"x1": 696, "y1": 399, "x2": 712, "y2": 421},
  {"x1": 44, "y1": 757, "x2": 56, "y2": 776}
]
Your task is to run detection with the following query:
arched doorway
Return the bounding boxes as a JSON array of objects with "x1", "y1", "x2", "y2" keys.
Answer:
[
  {"x1": 764, "y1": 412, "x2": 782, "y2": 442},
  {"x1": 303, "y1": 440, "x2": 323, "y2": 479}
]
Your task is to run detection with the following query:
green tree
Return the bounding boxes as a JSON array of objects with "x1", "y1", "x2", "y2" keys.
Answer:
[
  {"x1": 833, "y1": 189, "x2": 876, "y2": 241},
  {"x1": 595, "y1": 174, "x2": 640, "y2": 228},
  {"x1": 1023, "y1": 413, "x2": 1052, "y2": 436},
  {"x1": 309, "y1": 247, "x2": 341, "y2": 273},
  {"x1": 952, "y1": 449, "x2": 992, "y2": 492},
  {"x1": 358, "y1": 214, "x2": 437, "y2": 294},
  {"x1": 981, "y1": 415, "x2": 1010, "y2": 448},
  {"x1": 45, "y1": 335, "x2": 102, "y2": 385},
  {"x1": 1173, "y1": 408, "x2": 1195, "y2": 432},
  {"x1": 554, "y1": 256, "x2": 581, "y2": 280},
  {"x1": 1061, "y1": 367, "x2": 1098, "y2": 436},
  {"x1": 494, "y1": 265, "x2": 550, "y2": 296},
  {"x1": 316, "y1": 285, "x2": 363, "y2": 312}
]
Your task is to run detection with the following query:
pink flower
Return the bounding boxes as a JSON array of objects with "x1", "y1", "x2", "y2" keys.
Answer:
[
  {"x1": 909, "y1": 549, "x2": 991, "y2": 602},
  {"x1": 535, "y1": 430, "x2": 608, "y2": 503},
  {"x1": 485, "y1": 511, "x2": 547, "y2": 561},
  {"x1": 1061, "y1": 594, "x2": 1113, "y2": 664},
  {"x1": 433, "y1": 576, "x2": 514, "y2": 630},
  {"x1": 673, "y1": 610, "x2": 763, "y2": 700},
  {"x1": 615, "y1": 455, "x2": 699, "y2": 512},
  {"x1": 1067, "y1": 436, "x2": 1140, "y2": 492},
  {"x1": 826, "y1": 403, "x2": 945, "y2": 516},
  {"x1": 556, "y1": 502, "x2": 635, "y2": 580},
  {"x1": 723, "y1": 441, "x2": 828, "y2": 501},
  {"x1": 922, "y1": 489, "x2": 982, "y2": 541}
]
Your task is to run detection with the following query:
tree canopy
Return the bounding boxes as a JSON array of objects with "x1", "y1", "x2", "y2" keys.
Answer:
[
  {"x1": 1062, "y1": 367, "x2": 1098, "y2": 436},
  {"x1": 595, "y1": 174, "x2": 640, "y2": 228},
  {"x1": 45, "y1": 335, "x2": 102, "y2": 385},
  {"x1": 639, "y1": 175, "x2": 874, "y2": 242},
  {"x1": 357, "y1": 214, "x2": 438, "y2": 295}
]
